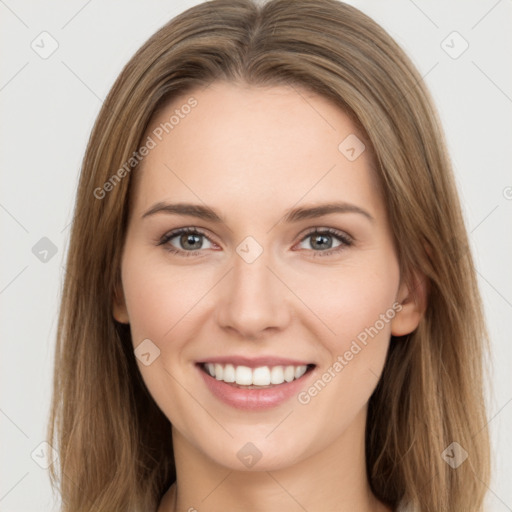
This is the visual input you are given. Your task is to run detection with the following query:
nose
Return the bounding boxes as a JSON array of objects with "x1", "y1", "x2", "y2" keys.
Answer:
[{"x1": 215, "y1": 247, "x2": 291, "y2": 340}]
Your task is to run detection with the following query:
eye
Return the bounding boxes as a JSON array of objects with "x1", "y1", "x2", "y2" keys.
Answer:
[
  {"x1": 157, "y1": 226, "x2": 353, "y2": 258},
  {"x1": 157, "y1": 227, "x2": 215, "y2": 256},
  {"x1": 296, "y1": 228, "x2": 353, "y2": 257}
]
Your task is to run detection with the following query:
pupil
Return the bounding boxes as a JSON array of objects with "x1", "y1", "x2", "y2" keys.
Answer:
[
  {"x1": 182, "y1": 234, "x2": 201, "y2": 250},
  {"x1": 312, "y1": 234, "x2": 331, "y2": 250}
]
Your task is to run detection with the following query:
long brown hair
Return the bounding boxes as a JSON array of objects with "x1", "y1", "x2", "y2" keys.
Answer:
[{"x1": 47, "y1": 1, "x2": 492, "y2": 510}]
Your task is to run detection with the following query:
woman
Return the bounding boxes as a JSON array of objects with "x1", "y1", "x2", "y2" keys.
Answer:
[{"x1": 47, "y1": 1, "x2": 491, "y2": 511}]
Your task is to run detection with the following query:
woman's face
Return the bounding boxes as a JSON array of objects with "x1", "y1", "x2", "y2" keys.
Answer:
[{"x1": 114, "y1": 81, "x2": 420, "y2": 471}]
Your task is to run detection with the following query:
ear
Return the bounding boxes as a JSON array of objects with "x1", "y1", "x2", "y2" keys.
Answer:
[
  {"x1": 112, "y1": 281, "x2": 130, "y2": 324},
  {"x1": 391, "y1": 270, "x2": 428, "y2": 336}
]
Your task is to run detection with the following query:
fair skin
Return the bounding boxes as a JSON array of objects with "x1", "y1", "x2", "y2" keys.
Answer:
[{"x1": 113, "y1": 81, "x2": 424, "y2": 512}]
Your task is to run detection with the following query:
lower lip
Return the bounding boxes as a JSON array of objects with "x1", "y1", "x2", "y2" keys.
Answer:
[{"x1": 197, "y1": 364, "x2": 315, "y2": 411}]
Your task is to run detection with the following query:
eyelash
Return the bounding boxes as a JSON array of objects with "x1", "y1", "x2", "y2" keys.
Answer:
[{"x1": 156, "y1": 227, "x2": 353, "y2": 258}]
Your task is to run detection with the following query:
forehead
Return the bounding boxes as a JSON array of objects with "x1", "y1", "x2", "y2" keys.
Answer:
[{"x1": 130, "y1": 81, "x2": 381, "y2": 219}]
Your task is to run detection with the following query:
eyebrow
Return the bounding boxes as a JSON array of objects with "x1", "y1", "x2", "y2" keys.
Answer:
[{"x1": 141, "y1": 201, "x2": 374, "y2": 224}]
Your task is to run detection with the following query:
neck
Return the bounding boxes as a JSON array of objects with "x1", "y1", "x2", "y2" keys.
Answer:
[{"x1": 158, "y1": 407, "x2": 392, "y2": 512}]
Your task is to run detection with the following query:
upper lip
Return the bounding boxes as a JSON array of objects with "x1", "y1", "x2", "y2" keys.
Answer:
[{"x1": 197, "y1": 356, "x2": 315, "y2": 368}]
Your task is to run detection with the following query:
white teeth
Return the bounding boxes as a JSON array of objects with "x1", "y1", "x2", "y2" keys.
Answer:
[
  {"x1": 203, "y1": 363, "x2": 310, "y2": 386},
  {"x1": 284, "y1": 365, "x2": 295, "y2": 382},
  {"x1": 252, "y1": 366, "x2": 271, "y2": 386},
  {"x1": 214, "y1": 363, "x2": 224, "y2": 381},
  {"x1": 235, "y1": 365, "x2": 253, "y2": 385},
  {"x1": 223, "y1": 364, "x2": 235, "y2": 383},
  {"x1": 270, "y1": 366, "x2": 285, "y2": 385},
  {"x1": 295, "y1": 365, "x2": 307, "y2": 379}
]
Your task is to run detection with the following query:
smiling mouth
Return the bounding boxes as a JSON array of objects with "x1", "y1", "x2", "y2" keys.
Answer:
[{"x1": 197, "y1": 362, "x2": 316, "y2": 389}]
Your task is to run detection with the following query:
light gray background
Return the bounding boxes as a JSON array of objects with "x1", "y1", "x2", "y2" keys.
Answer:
[{"x1": 1, "y1": 1, "x2": 511, "y2": 511}]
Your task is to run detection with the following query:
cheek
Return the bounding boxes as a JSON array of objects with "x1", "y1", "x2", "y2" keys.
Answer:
[
  {"x1": 120, "y1": 259, "x2": 210, "y2": 423},
  {"x1": 293, "y1": 267, "x2": 399, "y2": 437},
  {"x1": 122, "y1": 258, "x2": 211, "y2": 345},
  {"x1": 300, "y1": 262, "x2": 399, "y2": 350}
]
